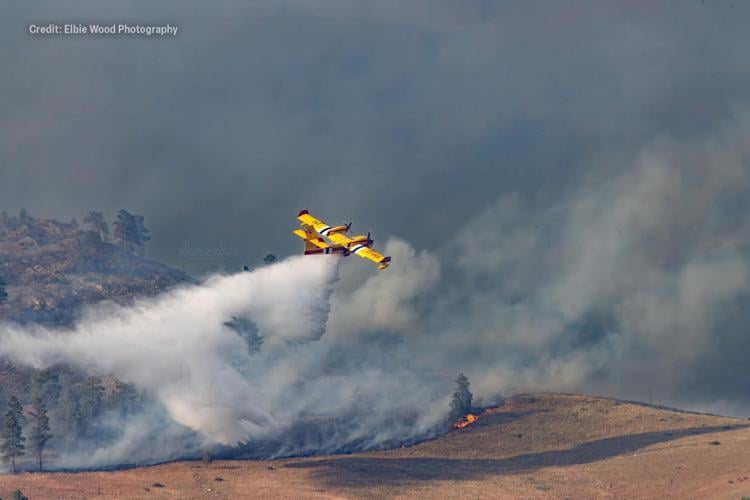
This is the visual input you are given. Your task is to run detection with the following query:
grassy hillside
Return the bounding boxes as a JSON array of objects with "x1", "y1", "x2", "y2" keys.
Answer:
[{"x1": 0, "y1": 393, "x2": 747, "y2": 499}]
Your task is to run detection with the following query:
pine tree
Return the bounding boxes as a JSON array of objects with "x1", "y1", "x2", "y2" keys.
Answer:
[
  {"x1": 27, "y1": 397, "x2": 52, "y2": 472},
  {"x1": 449, "y1": 373, "x2": 473, "y2": 424},
  {"x1": 1, "y1": 397, "x2": 25, "y2": 473},
  {"x1": 133, "y1": 215, "x2": 150, "y2": 257},
  {"x1": 82, "y1": 211, "x2": 110, "y2": 241},
  {"x1": 114, "y1": 209, "x2": 136, "y2": 252},
  {"x1": 7, "y1": 396, "x2": 24, "y2": 427},
  {"x1": 114, "y1": 210, "x2": 150, "y2": 255}
]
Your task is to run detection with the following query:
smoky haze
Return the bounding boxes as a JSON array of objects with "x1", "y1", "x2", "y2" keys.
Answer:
[
  {"x1": 0, "y1": 255, "x2": 452, "y2": 467},
  {"x1": 2, "y1": 0, "x2": 750, "y2": 467},
  {"x1": 0, "y1": 258, "x2": 340, "y2": 453},
  {"x1": 4, "y1": 1, "x2": 749, "y2": 274}
]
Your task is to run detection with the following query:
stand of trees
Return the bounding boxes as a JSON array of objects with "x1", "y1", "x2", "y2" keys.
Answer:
[
  {"x1": 1, "y1": 207, "x2": 152, "y2": 254},
  {"x1": 114, "y1": 209, "x2": 151, "y2": 256},
  {"x1": 81, "y1": 209, "x2": 151, "y2": 255},
  {"x1": 0, "y1": 393, "x2": 54, "y2": 473},
  {"x1": 83, "y1": 211, "x2": 110, "y2": 241},
  {"x1": 0, "y1": 371, "x2": 144, "y2": 472}
]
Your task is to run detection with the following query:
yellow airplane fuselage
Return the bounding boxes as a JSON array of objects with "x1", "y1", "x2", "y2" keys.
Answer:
[{"x1": 293, "y1": 210, "x2": 391, "y2": 270}]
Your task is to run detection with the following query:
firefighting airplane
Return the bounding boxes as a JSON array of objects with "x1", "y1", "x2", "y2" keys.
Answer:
[{"x1": 293, "y1": 210, "x2": 391, "y2": 270}]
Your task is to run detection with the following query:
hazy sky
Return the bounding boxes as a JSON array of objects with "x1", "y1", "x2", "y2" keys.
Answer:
[
  {"x1": 2, "y1": 1, "x2": 748, "y2": 273},
  {"x1": 4, "y1": 1, "x2": 750, "y2": 415}
]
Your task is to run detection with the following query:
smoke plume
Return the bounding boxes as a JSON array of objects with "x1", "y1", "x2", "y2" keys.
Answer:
[
  {"x1": 4, "y1": 109, "x2": 750, "y2": 468},
  {"x1": 0, "y1": 256, "x2": 339, "y2": 451}
]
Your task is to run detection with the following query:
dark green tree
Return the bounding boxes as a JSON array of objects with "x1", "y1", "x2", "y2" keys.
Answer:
[
  {"x1": 113, "y1": 209, "x2": 136, "y2": 252},
  {"x1": 449, "y1": 373, "x2": 473, "y2": 424},
  {"x1": 83, "y1": 211, "x2": 110, "y2": 241},
  {"x1": 27, "y1": 397, "x2": 52, "y2": 472},
  {"x1": 114, "y1": 210, "x2": 150, "y2": 255},
  {"x1": 1, "y1": 397, "x2": 25, "y2": 473},
  {"x1": 7, "y1": 397, "x2": 23, "y2": 427},
  {"x1": 133, "y1": 214, "x2": 150, "y2": 256},
  {"x1": 224, "y1": 316, "x2": 264, "y2": 355},
  {"x1": 263, "y1": 254, "x2": 277, "y2": 265}
]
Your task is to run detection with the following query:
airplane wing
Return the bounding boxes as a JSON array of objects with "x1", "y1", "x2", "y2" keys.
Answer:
[
  {"x1": 351, "y1": 246, "x2": 391, "y2": 270},
  {"x1": 298, "y1": 210, "x2": 355, "y2": 245},
  {"x1": 328, "y1": 231, "x2": 390, "y2": 268},
  {"x1": 297, "y1": 210, "x2": 330, "y2": 233}
]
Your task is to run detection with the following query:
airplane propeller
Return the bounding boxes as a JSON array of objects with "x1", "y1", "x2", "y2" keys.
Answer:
[{"x1": 345, "y1": 222, "x2": 352, "y2": 232}]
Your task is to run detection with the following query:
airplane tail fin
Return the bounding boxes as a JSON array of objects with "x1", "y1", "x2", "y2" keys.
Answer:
[
  {"x1": 293, "y1": 228, "x2": 325, "y2": 255},
  {"x1": 304, "y1": 239, "x2": 324, "y2": 255}
]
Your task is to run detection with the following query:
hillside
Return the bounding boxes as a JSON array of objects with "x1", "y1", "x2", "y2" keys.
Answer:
[
  {"x1": 0, "y1": 211, "x2": 194, "y2": 410},
  {"x1": 1, "y1": 393, "x2": 748, "y2": 499},
  {"x1": 0, "y1": 212, "x2": 193, "y2": 326}
]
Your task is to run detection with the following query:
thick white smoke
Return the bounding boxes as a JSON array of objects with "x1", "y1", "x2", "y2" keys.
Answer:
[
  {"x1": 4, "y1": 112, "x2": 750, "y2": 469},
  {"x1": 0, "y1": 255, "x2": 339, "y2": 445}
]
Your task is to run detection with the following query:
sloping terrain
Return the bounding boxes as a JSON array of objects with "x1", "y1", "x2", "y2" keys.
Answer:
[
  {"x1": 0, "y1": 212, "x2": 194, "y2": 422},
  {"x1": 0, "y1": 213, "x2": 192, "y2": 327},
  {"x1": 1, "y1": 393, "x2": 748, "y2": 499}
]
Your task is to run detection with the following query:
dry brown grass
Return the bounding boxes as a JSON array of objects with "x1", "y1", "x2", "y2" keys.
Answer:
[{"x1": 2, "y1": 393, "x2": 749, "y2": 499}]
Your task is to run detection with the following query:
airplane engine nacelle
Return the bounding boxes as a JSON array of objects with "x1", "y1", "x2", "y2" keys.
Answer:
[{"x1": 349, "y1": 231, "x2": 374, "y2": 247}]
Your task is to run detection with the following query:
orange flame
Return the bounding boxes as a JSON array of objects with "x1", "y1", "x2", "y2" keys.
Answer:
[{"x1": 453, "y1": 413, "x2": 479, "y2": 429}]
